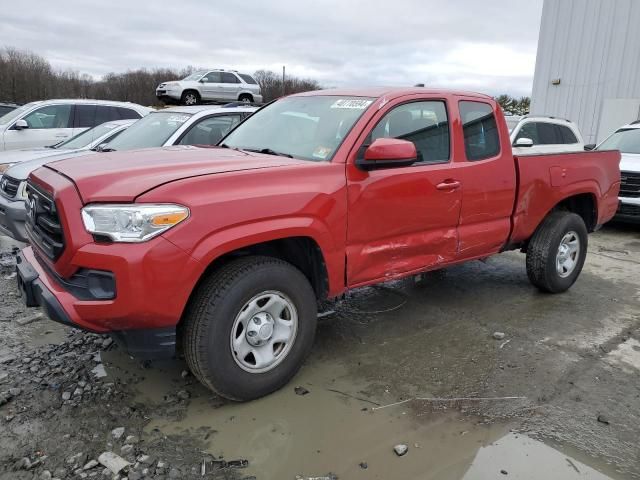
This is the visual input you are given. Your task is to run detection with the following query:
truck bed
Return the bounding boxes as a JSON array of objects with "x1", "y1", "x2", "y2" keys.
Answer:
[{"x1": 510, "y1": 150, "x2": 621, "y2": 244}]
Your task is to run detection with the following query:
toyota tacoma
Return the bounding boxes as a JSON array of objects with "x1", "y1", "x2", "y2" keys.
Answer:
[{"x1": 16, "y1": 88, "x2": 621, "y2": 401}]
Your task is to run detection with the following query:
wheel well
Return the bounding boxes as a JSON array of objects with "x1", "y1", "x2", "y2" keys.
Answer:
[
  {"x1": 183, "y1": 89, "x2": 200, "y2": 98},
  {"x1": 194, "y1": 237, "x2": 329, "y2": 301},
  {"x1": 238, "y1": 93, "x2": 253, "y2": 101},
  {"x1": 555, "y1": 193, "x2": 597, "y2": 232}
]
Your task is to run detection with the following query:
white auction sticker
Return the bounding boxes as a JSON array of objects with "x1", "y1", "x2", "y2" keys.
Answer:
[
  {"x1": 330, "y1": 99, "x2": 373, "y2": 110},
  {"x1": 167, "y1": 115, "x2": 189, "y2": 123}
]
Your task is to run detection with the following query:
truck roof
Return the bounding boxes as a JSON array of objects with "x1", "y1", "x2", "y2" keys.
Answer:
[{"x1": 292, "y1": 87, "x2": 493, "y2": 100}]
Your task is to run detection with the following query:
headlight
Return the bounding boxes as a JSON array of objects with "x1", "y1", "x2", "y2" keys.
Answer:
[
  {"x1": 15, "y1": 181, "x2": 28, "y2": 200},
  {"x1": 0, "y1": 163, "x2": 13, "y2": 174},
  {"x1": 81, "y1": 204, "x2": 189, "y2": 243}
]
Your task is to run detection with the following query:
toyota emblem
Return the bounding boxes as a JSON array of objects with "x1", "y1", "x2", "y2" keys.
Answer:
[{"x1": 28, "y1": 197, "x2": 37, "y2": 222}]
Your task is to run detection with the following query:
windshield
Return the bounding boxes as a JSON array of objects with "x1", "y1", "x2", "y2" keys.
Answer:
[
  {"x1": 182, "y1": 71, "x2": 206, "y2": 82},
  {"x1": 104, "y1": 112, "x2": 192, "y2": 151},
  {"x1": 57, "y1": 123, "x2": 123, "y2": 150},
  {"x1": 0, "y1": 103, "x2": 33, "y2": 125},
  {"x1": 598, "y1": 127, "x2": 640, "y2": 154},
  {"x1": 222, "y1": 96, "x2": 374, "y2": 161}
]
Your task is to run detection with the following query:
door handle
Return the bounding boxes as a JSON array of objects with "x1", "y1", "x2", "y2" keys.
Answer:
[
  {"x1": 436, "y1": 180, "x2": 461, "y2": 191},
  {"x1": 55, "y1": 134, "x2": 68, "y2": 138}
]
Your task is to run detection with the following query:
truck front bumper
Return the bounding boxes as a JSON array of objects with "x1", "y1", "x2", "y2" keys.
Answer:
[
  {"x1": 0, "y1": 193, "x2": 28, "y2": 242},
  {"x1": 15, "y1": 242, "x2": 199, "y2": 359},
  {"x1": 615, "y1": 197, "x2": 640, "y2": 223}
]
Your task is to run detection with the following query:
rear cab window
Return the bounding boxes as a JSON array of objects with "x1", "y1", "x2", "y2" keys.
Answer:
[{"x1": 459, "y1": 101, "x2": 500, "y2": 161}]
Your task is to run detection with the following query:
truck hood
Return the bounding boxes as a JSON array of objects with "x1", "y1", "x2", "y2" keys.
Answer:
[
  {"x1": 620, "y1": 152, "x2": 640, "y2": 173},
  {"x1": 43, "y1": 146, "x2": 308, "y2": 203}
]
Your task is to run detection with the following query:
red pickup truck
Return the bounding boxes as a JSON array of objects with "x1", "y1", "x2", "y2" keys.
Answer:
[{"x1": 16, "y1": 88, "x2": 620, "y2": 400}]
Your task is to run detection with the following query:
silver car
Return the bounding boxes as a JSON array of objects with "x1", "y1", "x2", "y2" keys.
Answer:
[
  {"x1": 0, "y1": 119, "x2": 135, "y2": 241},
  {"x1": 156, "y1": 70, "x2": 263, "y2": 105}
]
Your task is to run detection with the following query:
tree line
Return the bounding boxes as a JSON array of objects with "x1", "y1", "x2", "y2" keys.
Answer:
[
  {"x1": 0, "y1": 47, "x2": 321, "y2": 106},
  {"x1": 0, "y1": 46, "x2": 530, "y2": 111}
]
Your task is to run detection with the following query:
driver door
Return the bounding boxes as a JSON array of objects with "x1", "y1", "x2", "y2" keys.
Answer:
[
  {"x1": 4, "y1": 104, "x2": 74, "y2": 150},
  {"x1": 346, "y1": 99, "x2": 462, "y2": 287},
  {"x1": 199, "y1": 72, "x2": 223, "y2": 101}
]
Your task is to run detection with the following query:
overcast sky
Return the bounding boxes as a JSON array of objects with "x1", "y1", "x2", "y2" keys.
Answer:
[{"x1": 1, "y1": 0, "x2": 543, "y2": 96}]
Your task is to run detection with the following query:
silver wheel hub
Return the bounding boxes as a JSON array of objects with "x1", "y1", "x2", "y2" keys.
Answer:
[
  {"x1": 230, "y1": 291, "x2": 298, "y2": 373},
  {"x1": 246, "y1": 312, "x2": 275, "y2": 346},
  {"x1": 556, "y1": 231, "x2": 580, "y2": 278}
]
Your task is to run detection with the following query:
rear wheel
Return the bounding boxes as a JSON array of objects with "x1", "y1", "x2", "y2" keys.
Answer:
[
  {"x1": 238, "y1": 94, "x2": 253, "y2": 103},
  {"x1": 181, "y1": 90, "x2": 200, "y2": 106},
  {"x1": 526, "y1": 211, "x2": 588, "y2": 293},
  {"x1": 183, "y1": 256, "x2": 317, "y2": 401}
]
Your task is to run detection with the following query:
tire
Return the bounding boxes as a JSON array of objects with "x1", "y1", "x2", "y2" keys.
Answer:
[
  {"x1": 238, "y1": 94, "x2": 253, "y2": 103},
  {"x1": 181, "y1": 90, "x2": 200, "y2": 106},
  {"x1": 526, "y1": 211, "x2": 588, "y2": 293},
  {"x1": 183, "y1": 256, "x2": 317, "y2": 401}
]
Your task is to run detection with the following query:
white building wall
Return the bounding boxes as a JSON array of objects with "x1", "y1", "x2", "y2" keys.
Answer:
[{"x1": 531, "y1": 0, "x2": 640, "y2": 143}]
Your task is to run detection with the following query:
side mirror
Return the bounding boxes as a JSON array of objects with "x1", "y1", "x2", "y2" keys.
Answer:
[
  {"x1": 584, "y1": 144, "x2": 596, "y2": 151},
  {"x1": 199, "y1": 78, "x2": 207, "y2": 83},
  {"x1": 356, "y1": 138, "x2": 417, "y2": 171},
  {"x1": 514, "y1": 137, "x2": 534, "y2": 147},
  {"x1": 13, "y1": 119, "x2": 28, "y2": 130}
]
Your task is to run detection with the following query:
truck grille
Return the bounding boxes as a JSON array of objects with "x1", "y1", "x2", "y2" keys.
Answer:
[
  {"x1": 618, "y1": 203, "x2": 640, "y2": 217},
  {"x1": 620, "y1": 171, "x2": 640, "y2": 198},
  {"x1": 25, "y1": 181, "x2": 65, "y2": 261},
  {"x1": 0, "y1": 175, "x2": 20, "y2": 198}
]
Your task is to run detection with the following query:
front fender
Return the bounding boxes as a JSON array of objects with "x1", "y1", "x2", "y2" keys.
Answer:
[{"x1": 173, "y1": 216, "x2": 345, "y2": 298}]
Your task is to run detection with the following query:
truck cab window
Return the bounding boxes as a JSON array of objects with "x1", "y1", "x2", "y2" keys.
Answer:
[
  {"x1": 459, "y1": 101, "x2": 500, "y2": 161},
  {"x1": 369, "y1": 101, "x2": 450, "y2": 164}
]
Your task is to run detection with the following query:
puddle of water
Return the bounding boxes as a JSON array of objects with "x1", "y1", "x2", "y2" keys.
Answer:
[
  {"x1": 146, "y1": 371, "x2": 509, "y2": 479},
  {"x1": 464, "y1": 433, "x2": 618, "y2": 480},
  {"x1": 101, "y1": 347, "x2": 626, "y2": 480}
]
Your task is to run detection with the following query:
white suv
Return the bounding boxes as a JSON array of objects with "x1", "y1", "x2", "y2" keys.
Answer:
[
  {"x1": 156, "y1": 70, "x2": 263, "y2": 106},
  {"x1": 0, "y1": 99, "x2": 151, "y2": 152},
  {"x1": 510, "y1": 116, "x2": 585, "y2": 155},
  {"x1": 597, "y1": 121, "x2": 640, "y2": 222}
]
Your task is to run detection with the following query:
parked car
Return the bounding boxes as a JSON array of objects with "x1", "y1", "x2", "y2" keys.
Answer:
[
  {"x1": 596, "y1": 120, "x2": 640, "y2": 222},
  {"x1": 0, "y1": 102, "x2": 20, "y2": 117},
  {"x1": 0, "y1": 100, "x2": 152, "y2": 152},
  {"x1": 17, "y1": 88, "x2": 620, "y2": 401},
  {"x1": 0, "y1": 120, "x2": 136, "y2": 242},
  {"x1": 0, "y1": 104, "x2": 255, "y2": 242},
  {"x1": 156, "y1": 70, "x2": 263, "y2": 106},
  {"x1": 510, "y1": 116, "x2": 585, "y2": 155},
  {"x1": 100, "y1": 104, "x2": 256, "y2": 152},
  {"x1": 504, "y1": 114, "x2": 523, "y2": 133}
]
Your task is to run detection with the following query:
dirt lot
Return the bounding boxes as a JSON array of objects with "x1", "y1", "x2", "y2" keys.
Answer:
[{"x1": 1, "y1": 224, "x2": 639, "y2": 480}]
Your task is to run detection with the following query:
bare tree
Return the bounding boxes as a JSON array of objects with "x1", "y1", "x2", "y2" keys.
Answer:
[{"x1": 0, "y1": 47, "x2": 323, "y2": 107}]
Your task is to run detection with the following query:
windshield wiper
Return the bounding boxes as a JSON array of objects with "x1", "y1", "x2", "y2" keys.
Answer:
[
  {"x1": 95, "y1": 147, "x2": 117, "y2": 152},
  {"x1": 244, "y1": 148, "x2": 293, "y2": 158}
]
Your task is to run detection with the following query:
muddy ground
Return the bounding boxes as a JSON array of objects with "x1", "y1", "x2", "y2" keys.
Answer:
[{"x1": 1, "y1": 225, "x2": 639, "y2": 480}]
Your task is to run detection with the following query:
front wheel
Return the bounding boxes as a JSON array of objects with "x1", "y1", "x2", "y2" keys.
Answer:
[
  {"x1": 526, "y1": 211, "x2": 588, "y2": 293},
  {"x1": 183, "y1": 256, "x2": 317, "y2": 401},
  {"x1": 181, "y1": 90, "x2": 200, "y2": 106}
]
